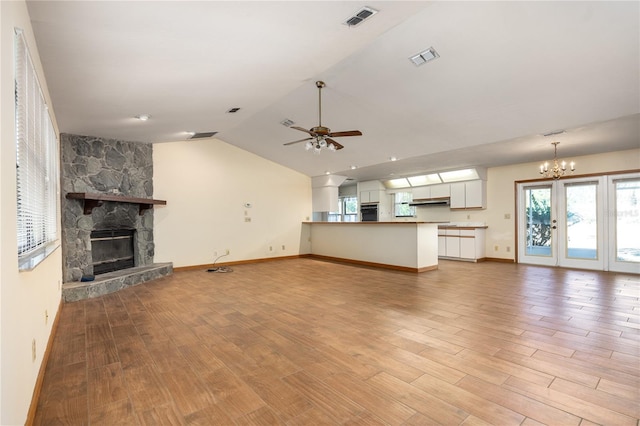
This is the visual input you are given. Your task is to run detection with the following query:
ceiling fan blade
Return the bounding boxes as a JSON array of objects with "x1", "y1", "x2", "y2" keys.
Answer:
[
  {"x1": 283, "y1": 137, "x2": 313, "y2": 146},
  {"x1": 325, "y1": 138, "x2": 344, "y2": 150},
  {"x1": 291, "y1": 126, "x2": 314, "y2": 135},
  {"x1": 327, "y1": 130, "x2": 362, "y2": 138}
]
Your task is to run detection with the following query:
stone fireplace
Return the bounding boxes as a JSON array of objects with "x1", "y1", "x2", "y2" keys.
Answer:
[{"x1": 60, "y1": 133, "x2": 171, "y2": 301}]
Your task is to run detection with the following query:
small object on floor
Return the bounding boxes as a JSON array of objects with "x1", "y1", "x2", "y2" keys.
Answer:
[
  {"x1": 207, "y1": 266, "x2": 233, "y2": 273},
  {"x1": 80, "y1": 275, "x2": 95, "y2": 282}
]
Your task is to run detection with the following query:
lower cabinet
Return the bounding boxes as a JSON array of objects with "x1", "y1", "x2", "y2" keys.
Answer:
[{"x1": 438, "y1": 227, "x2": 486, "y2": 261}]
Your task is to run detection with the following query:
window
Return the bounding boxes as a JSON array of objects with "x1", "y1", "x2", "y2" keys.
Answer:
[
  {"x1": 394, "y1": 192, "x2": 415, "y2": 217},
  {"x1": 15, "y1": 28, "x2": 59, "y2": 270},
  {"x1": 327, "y1": 196, "x2": 358, "y2": 222}
]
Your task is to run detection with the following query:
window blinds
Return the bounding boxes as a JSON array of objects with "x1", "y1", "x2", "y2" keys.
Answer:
[{"x1": 15, "y1": 29, "x2": 59, "y2": 263}]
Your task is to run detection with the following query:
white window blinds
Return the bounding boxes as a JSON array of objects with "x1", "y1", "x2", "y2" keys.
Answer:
[{"x1": 15, "y1": 28, "x2": 59, "y2": 267}]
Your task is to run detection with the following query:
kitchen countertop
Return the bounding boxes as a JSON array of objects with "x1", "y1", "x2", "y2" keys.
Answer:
[
  {"x1": 303, "y1": 221, "x2": 445, "y2": 224},
  {"x1": 438, "y1": 224, "x2": 488, "y2": 229}
]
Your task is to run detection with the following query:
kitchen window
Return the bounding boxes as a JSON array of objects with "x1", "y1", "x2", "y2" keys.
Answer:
[
  {"x1": 395, "y1": 192, "x2": 415, "y2": 217},
  {"x1": 328, "y1": 196, "x2": 358, "y2": 222}
]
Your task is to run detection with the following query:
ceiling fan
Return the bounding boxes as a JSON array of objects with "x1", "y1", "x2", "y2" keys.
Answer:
[{"x1": 284, "y1": 81, "x2": 362, "y2": 152}]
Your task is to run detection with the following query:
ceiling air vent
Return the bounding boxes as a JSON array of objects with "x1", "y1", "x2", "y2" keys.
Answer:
[
  {"x1": 280, "y1": 118, "x2": 295, "y2": 127},
  {"x1": 409, "y1": 47, "x2": 440, "y2": 67},
  {"x1": 190, "y1": 131, "x2": 218, "y2": 139},
  {"x1": 344, "y1": 6, "x2": 378, "y2": 26},
  {"x1": 226, "y1": 107, "x2": 241, "y2": 113}
]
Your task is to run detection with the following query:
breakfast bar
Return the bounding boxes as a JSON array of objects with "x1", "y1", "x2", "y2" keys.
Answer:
[{"x1": 303, "y1": 221, "x2": 440, "y2": 273}]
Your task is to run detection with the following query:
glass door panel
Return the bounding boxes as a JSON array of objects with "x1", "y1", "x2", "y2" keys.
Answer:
[
  {"x1": 519, "y1": 184, "x2": 555, "y2": 266},
  {"x1": 558, "y1": 179, "x2": 604, "y2": 270},
  {"x1": 609, "y1": 174, "x2": 640, "y2": 273},
  {"x1": 519, "y1": 178, "x2": 605, "y2": 270}
]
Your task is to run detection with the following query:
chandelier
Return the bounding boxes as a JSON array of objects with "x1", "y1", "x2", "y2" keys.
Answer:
[
  {"x1": 539, "y1": 142, "x2": 575, "y2": 179},
  {"x1": 305, "y1": 136, "x2": 338, "y2": 154}
]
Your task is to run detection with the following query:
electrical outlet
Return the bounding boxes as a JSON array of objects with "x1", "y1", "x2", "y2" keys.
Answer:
[
  {"x1": 281, "y1": 245, "x2": 285, "y2": 251},
  {"x1": 32, "y1": 339, "x2": 36, "y2": 362},
  {"x1": 467, "y1": 214, "x2": 471, "y2": 220},
  {"x1": 269, "y1": 246, "x2": 273, "y2": 252},
  {"x1": 245, "y1": 217, "x2": 251, "y2": 222},
  {"x1": 213, "y1": 251, "x2": 218, "y2": 257},
  {"x1": 504, "y1": 213, "x2": 511, "y2": 219},
  {"x1": 506, "y1": 246, "x2": 511, "y2": 252},
  {"x1": 225, "y1": 249, "x2": 230, "y2": 255},
  {"x1": 494, "y1": 245, "x2": 499, "y2": 251}
]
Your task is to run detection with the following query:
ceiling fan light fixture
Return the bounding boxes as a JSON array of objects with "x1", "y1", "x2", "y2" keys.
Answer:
[{"x1": 305, "y1": 141, "x2": 313, "y2": 151}]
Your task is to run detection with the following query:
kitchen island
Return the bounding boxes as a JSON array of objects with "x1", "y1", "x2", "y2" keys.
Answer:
[{"x1": 303, "y1": 222, "x2": 440, "y2": 273}]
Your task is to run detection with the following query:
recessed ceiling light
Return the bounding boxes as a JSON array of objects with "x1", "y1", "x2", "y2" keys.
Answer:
[
  {"x1": 408, "y1": 174, "x2": 441, "y2": 186},
  {"x1": 135, "y1": 114, "x2": 151, "y2": 121},
  {"x1": 385, "y1": 178, "x2": 411, "y2": 189},
  {"x1": 409, "y1": 47, "x2": 440, "y2": 67},
  {"x1": 389, "y1": 156, "x2": 397, "y2": 162},
  {"x1": 325, "y1": 171, "x2": 331, "y2": 175},
  {"x1": 350, "y1": 165, "x2": 358, "y2": 170},
  {"x1": 439, "y1": 168, "x2": 480, "y2": 182}
]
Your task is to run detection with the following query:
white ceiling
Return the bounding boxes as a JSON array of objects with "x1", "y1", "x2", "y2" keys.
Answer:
[{"x1": 27, "y1": 1, "x2": 640, "y2": 183}]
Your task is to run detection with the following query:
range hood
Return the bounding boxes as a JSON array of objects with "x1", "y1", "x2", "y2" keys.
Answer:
[{"x1": 409, "y1": 198, "x2": 450, "y2": 207}]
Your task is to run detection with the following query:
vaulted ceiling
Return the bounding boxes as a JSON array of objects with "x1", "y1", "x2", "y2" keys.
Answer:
[{"x1": 27, "y1": 1, "x2": 639, "y2": 182}]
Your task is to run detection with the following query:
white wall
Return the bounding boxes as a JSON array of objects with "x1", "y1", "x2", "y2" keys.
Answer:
[
  {"x1": 416, "y1": 148, "x2": 640, "y2": 260},
  {"x1": 153, "y1": 138, "x2": 312, "y2": 267},
  {"x1": 0, "y1": 1, "x2": 63, "y2": 424}
]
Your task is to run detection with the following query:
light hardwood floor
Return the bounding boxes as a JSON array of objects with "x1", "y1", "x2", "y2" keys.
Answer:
[{"x1": 34, "y1": 258, "x2": 639, "y2": 425}]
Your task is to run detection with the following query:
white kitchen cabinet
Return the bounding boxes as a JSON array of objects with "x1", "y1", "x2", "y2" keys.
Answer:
[
  {"x1": 430, "y1": 184, "x2": 450, "y2": 199},
  {"x1": 445, "y1": 229, "x2": 460, "y2": 257},
  {"x1": 459, "y1": 229, "x2": 477, "y2": 259},
  {"x1": 438, "y1": 237, "x2": 446, "y2": 257},
  {"x1": 412, "y1": 186, "x2": 431, "y2": 200},
  {"x1": 450, "y1": 180, "x2": 486, "y2": 209},
  {"x1": 360, "y1": 190, "x2": 381, "y2": 204},
  {"x1": 412, "y1": 184, "x2": 450, "y2": 200},
  {"x1": 438, "y1": 227, "x2": 486, "y2": 261}
]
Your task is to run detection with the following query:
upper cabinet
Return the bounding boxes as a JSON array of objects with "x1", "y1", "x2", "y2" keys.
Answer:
[
  {"x1": 360, "y1": 190, "x2": 381, "y2": 204},
  {"x1": 359, "y1": 180, "x2": 385, "y2": 204},
  {"x1": 412, "y1": 183, "x2": 450, "y2": 200},
  {"x1": 450, "y1": 180, "x2": 486, "y2": 209}
]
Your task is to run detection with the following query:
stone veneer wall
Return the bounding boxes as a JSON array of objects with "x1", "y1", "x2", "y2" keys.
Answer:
[{"x1": 61, "y1": 133, "x2": 155, "y2": 282}]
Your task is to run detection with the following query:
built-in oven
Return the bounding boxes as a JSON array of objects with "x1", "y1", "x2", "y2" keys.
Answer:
[{"x1": 360, "y1": 204, "x2": 378, "y2": 222}]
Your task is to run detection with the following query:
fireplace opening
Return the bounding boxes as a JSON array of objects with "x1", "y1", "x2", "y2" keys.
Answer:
[{"x1": 90, "y1": 229, "x2": 135, "y2": 275}]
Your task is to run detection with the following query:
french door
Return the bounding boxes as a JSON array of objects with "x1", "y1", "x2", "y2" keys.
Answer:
[{"x1": 518, "y1": 173, "x2": 640, "y2": 272}]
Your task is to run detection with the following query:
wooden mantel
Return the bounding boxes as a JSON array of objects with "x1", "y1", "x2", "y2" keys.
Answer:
[{"x1": 66, "y1": 192, "x2": 167, "y2": 215}]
